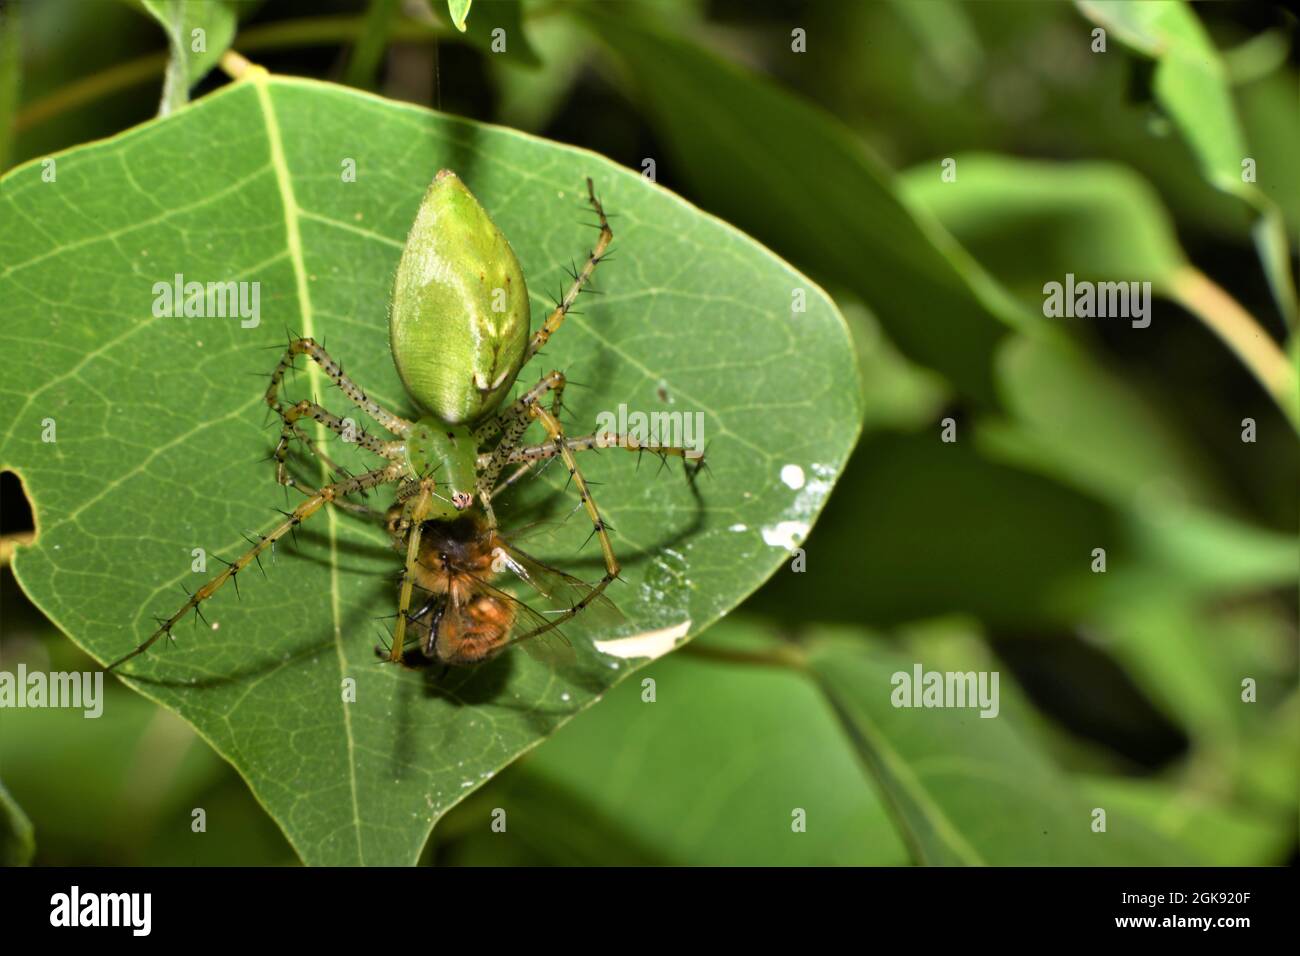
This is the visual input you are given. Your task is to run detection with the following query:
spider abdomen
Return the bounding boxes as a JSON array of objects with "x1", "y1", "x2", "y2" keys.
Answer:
[
  {"x1": 389, "y1": 169, "x2": 530, "y2": 426},
  {"x1": 435, "y1": 594, "x2": 517, "y2": 665}
]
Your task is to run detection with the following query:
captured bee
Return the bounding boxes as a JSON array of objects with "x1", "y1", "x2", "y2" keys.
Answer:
[{"x1": 383, "y1": 508, "x2": 619, "y2": 668}]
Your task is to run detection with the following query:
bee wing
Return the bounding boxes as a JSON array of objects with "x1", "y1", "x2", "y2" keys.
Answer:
[
  {"x1": 468, "y1": 572, "x2": 576, "y2": 665},
  {"x1": 491, "y1": 541, "x2": 623, "y2": 632},
  {"x1": 513, "y1": 621, "x2": 576, "y2": 665}
]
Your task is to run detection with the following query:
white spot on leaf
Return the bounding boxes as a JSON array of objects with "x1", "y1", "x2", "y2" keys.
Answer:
[
  {"x1": 762, "y1": 521, "x2": 809, "y2": 549},
  {"x1": 595, "y1": 619, "x2": 691, "y2": 660}
]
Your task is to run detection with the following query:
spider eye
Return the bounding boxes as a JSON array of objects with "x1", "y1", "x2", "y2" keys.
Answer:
[{"x1": 451, "y1": 491, "x2": 473, "y2": 510}]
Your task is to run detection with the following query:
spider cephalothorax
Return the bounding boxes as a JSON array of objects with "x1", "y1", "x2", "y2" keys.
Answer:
[{"x1": 108, "y1": 171, "x2": 701, "y2": 672}]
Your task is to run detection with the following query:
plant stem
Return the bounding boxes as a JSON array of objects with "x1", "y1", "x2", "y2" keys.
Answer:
[
  {"x1": 679, "y1": 639, "x2": 808, "y2": 671},
  {"x1": 1170, "y1": 265, "x2": 1299, "y2": 433},
  {"x1": 342, "y1": 0, "x2": 404, "y2": 90},
  {"x1": 218, "y1": 50, "x2": 253, "y2": 82},
  {"x1": 14, "y1": 15, "x2": 454, "y2": 134}
]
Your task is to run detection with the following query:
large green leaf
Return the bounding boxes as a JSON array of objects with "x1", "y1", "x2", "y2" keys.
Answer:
[{"x1": 0, "y1": 72, "x2": 860, "y2": 864}]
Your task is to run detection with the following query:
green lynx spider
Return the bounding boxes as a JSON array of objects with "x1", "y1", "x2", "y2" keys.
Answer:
[{"x1": 107, "y1": 171, "x2": 700, "y2": 671}]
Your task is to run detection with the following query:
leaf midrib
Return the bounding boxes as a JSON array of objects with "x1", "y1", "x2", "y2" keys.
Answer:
[
  {"x1": 813, "y1": 667, "x2": 985, "y2": 866},
  {"x1": 251, "y1": 70, "x2": 366, "y2": 865}
]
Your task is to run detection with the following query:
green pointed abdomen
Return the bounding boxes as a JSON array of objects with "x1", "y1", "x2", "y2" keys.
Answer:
[{"x1": 389, "y1": 170, "x2": 529, "y2": 426}]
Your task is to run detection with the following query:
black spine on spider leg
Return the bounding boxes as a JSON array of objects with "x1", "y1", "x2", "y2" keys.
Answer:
[
  {"x1": 280, "y1": 327, "x2": 303, "y2": 372},
  {"x1": 212, "y1": 553, "x2": 241, "y2": 599},
  {"x1": 241, "y1": 532, "x2": 272, "y2": 577},
  {"x1": 152, "y1": 616, "x2": 175, "y2": 648},
  {"x1": 338, "y1": 466, "x2": 369, "y2": 500},
  {"x1": 687, "y1": 441, "x2": 713, "y2": 484},
  {"x1": 273, "y1": 508, "x2": 302, "y2": 548},
  {"x1": 183, "y1": 584, "x2": 210, "y2": 629},
  {"x1": 579, "y1": 518, "x2": 614, "y2": 554},
  {"x1": 252, "y1": 369, "x2": 279, "y2": 416},
  {"x1": 373, "y1": 623, "x2": 396, "y2": 661}
]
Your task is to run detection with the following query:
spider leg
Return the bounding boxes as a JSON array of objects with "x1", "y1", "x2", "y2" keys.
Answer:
[
  {"x1": 106, "y1": 463, "x2": 404, "y2": 672},
  {"x1": 387, "y1": 478, "x2": 439, "y2": 664},
  {"x1": 271, "y1": 397, "x2": 405, "y2": 515},
  {"x1": 274, "y1": 400, "x2": 400, "y2": 474},
  {"x1": 505, "y1": 430, "x2": 703, "y2": 469},
  {"x1": 511, "y1": 402, "x2": 620, "y2": 638},
  {"x1": 489, "y1": 459, "x2": 545, "y2": 498},
  {"x1": 266, "y1": 336, "x2": 414, "y2": 438},
  {"x1": 474, "y1": 371, "x2": 566, "y2": 526},
  {"x1": 522, "y1": 178, "x2": 611, "y2": 367},
  {"x1": 482, "y1": 425, "x2": 703, "y2": 500},
  {"x1": 264, "y1": 336, "x2": 408, "y2": 517}
]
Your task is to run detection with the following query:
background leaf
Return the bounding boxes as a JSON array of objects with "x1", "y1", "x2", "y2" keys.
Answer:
[
  {"x1": 1075, "y1": 0, "x2": 1296, "y2": 327},
  {"x1": 436, "y1": 619, "x2": 909, "y2": 865},
  {"x1": 448, "y1": 0, "x2": 472, "y2": 34},
  {"x1": 454, "y1": 0, "x2": 539, "y2": 68},
  {"x1": 342, "y1": 0, "x2": 404, "y2": 90},
  {"x1": 806, "y1": 628, "x2": 1192, "y2": 865},
  {"x1": 0, "y1": 777, "x2": 35, "y2": 866},
  {"x1": 0, "y1": 3, "x2": 19, "y2": 169},
  {"x1": 132, "y1": 0, "x2": 239, "y2": 115},
  {"x1": 577, "y1": 4, "x2": 1027, "y2": 405},
  {"x1": 0, "y1": 73, "x2": 860, "y2": 864},
  {"x1": 899, "y1": 156, "x2": 1187, "y2": 303},
  {"x1": 1083, "y1": 775, "x2": 1292, "y2": 866}
]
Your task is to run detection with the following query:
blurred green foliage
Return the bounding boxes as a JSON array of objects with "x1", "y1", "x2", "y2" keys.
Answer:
[{"x1": 1, "y1": 0, "x2": 1295, "y2": 866}]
